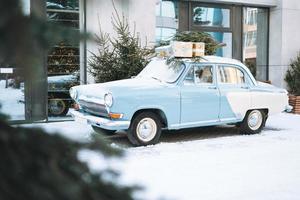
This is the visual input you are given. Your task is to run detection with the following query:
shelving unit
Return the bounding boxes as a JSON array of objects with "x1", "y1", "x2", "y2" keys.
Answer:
[{"x1": 46, "y1": 1, "x2": 80, "y2": 76}]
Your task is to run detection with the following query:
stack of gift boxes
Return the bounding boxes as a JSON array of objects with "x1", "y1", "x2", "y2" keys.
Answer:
[{"x1": 155, "y1": 41, "x2": 205, "y2": 58}]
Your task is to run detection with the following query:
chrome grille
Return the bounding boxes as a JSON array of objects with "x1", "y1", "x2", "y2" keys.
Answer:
[{"x1": 78, "y1": 99, "x2": 108, "y2": 117}]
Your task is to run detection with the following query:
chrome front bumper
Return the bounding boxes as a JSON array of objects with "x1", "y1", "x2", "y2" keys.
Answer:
[{"x1": 70, "y1": 110, "x2": 130, "y2": 130}]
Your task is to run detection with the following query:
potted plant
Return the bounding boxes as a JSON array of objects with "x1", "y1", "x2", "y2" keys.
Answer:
[{"x1": 285, "y1": 52, "x2": 300, "y2": 114}]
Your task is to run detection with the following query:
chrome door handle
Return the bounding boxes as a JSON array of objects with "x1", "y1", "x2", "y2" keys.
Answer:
[
  {"x1": 208, "y1": 86, "x2": 217, "y2": 89},
  {"x1": 241, "y1": 85, "x2": 250, "y2": 89}
]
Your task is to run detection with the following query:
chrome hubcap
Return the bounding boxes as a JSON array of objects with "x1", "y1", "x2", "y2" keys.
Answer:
[
  {"x1": 136, "y1": 118, "x2": 157, "y2": 142},
  {"x1": 49, "y1": 99, "x2": 66, "y2": 115},
  {"x1": 248, "y1": 110, "x2": 263, "y2": 130}
]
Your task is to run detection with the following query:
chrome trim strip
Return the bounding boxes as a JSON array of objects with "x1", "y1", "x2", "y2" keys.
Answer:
[
  {"x1": 170, "y1": 117, "x2": 239, "y2": 129},
  {"x1": 70, "y1": 110, "x2": 130, "y2": 130},
  {"x1": 78, "y1": 95, "x2": 105, "y2": 105},
  {"x1": 170, "y1": 119, "x2": 219, "y2": 128}
]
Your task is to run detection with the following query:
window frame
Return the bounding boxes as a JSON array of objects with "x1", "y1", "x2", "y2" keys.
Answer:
[
  {"x1": 183, "y1": 64, "x2": 215, "y2": 86},
  {"x1": 216, "y1": 64, "x2": 252, "y2": 86},
  {"x1": 189, "y1": 2, "x2": 233, "y2": 33}
]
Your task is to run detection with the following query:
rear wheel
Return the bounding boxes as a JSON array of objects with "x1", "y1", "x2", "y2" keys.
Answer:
[
  {"x1": 48, "y1": 99, "x2": 69, "y2": 116},
  {"x1": 127, "y1": 112, "x2": 162, "y2": 146},
  {"x1": 240, "y1": 109, "x2": 266, "y2": 134},
  {"x1": 92, "y1": 126, "x2": 116, "y2": 136}
]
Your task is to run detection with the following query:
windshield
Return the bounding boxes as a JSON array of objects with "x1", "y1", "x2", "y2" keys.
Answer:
[{"x1": 137, "y1": 59, "x2": 185, "y2": 83}]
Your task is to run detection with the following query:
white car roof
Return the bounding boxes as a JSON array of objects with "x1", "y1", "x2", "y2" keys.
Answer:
[{"x1": 183, "y1": 56, "x2": 243, "y2": 66}]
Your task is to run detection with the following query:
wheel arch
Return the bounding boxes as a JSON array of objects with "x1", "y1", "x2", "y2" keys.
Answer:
[
  {"x1": 245, "y1": 108, "x2": 269, "y2": 117},
  {"x1": 131, "y1": 108, "x2": 168, "y2": 128}
]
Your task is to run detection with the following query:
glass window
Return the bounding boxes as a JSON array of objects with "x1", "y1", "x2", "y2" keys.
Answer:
[
  {"x1": 156, "y1": 27, "x2": 177, "y2": 42},
  {"x1": 183, "y1": 67, "x2": 195, "y2": 85},
  {"x1": 243, "y1": 7, "x2": 268, "y2": 81},
  {"x1": 156, "y1": 0, "x2": 178, "y2": 43},
  {"x1": 47, "y1": 0, "x2": 80, "y2": 119},
  {"x1": 208, "y1": 32, "x2": 232, "y2": 58},
  {"x1": 138, "y1": 60, "x2": 185, "y2": 83},
  {"x1": 192, "y1": 6, "x2": 230, "y2": 28},
  {"x1": 195, "y1": 65, "x2": 213, "y2": 84},
  {"x1": 218, "y1": 66, "x2": 245, "y2": 84},
  {"x1": 184, "y1": 65, "x2": 213, "y2": 85}
]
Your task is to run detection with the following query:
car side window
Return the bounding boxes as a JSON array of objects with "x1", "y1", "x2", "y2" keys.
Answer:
[
  {"x1": 218, "y1": 65, "x2": 245, "y2": 84},
  {"x1": 184, "y1": 65, "x2": 213, "y2": 85},
  {"x1": 195, "y1": 65, "x2": 213, "y2": 84}
]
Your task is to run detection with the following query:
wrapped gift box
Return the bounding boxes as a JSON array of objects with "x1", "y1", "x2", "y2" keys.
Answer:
[
  {"x1": 193, "y1": 42, "x2": 205, "y2": 57},
  {"x1": 155, "y1": 41, "x2": 206, "y2": 58},
  {"x1": 172, "y1": 41, "x2": 193, "y2": 58}
]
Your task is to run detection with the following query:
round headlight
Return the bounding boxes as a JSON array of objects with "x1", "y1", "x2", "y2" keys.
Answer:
[
  {"x1": 69, "y1": 87, "x2": 77, "y2": 100},
  {"x1": 104, "y1": 93, "x2": 113, "y2": 107}
]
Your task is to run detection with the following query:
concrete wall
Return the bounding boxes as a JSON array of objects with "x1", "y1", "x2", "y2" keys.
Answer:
[
  {"x1": 269, "y1": 0, "x2": 300, "y2": 88},
  {"x1": 83, "y1": 0, "x2": 156, "y2": 83}
]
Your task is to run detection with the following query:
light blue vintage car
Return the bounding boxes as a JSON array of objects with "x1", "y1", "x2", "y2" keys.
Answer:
[{"x1": 70, "y1": 56, "x2": 291, "y2": 146}]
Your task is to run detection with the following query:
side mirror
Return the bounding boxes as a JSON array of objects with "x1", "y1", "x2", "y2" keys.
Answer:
[{"x1": 131, "y1": 76, "x2": 136, "y2": 79}]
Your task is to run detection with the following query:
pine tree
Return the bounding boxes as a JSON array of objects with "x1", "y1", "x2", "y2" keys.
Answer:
[
  {"x1": 88, "y1": 4, "x2": 153, "y2": 83},
  {"x1": 285, "y1": 52, "x2": 300, "y2": 95}
]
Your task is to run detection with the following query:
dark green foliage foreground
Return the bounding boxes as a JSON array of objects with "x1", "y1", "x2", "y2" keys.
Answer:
[
  {"x1": 0, "y1": 120, "x2": 137, "y2": 200},
  {"x1": 285, "y1": 52, "x2": 300, "y2": 95}
]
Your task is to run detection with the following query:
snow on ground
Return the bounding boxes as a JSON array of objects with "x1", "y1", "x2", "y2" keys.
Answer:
[
  {"x1": 0, "y1": 80, "x2": 25, "y2": 120},
  {"x1": 21, "y1": 113, "x2": 300, "y2": 200}
]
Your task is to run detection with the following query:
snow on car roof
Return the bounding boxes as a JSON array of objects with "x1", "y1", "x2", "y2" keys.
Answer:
[{"x1": 183, "y1": 56, "x2": 243, "y2": 65}]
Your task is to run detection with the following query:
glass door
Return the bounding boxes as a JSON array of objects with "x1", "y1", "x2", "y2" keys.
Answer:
[
  {"x1": 46, "y1": 0, "x2": 80, "y2": 120},
  {"x1": 189, "y1": 3, "x2": 233, "y2": 58},
  {"x1": 242, "y1": 7, "x2": 269, "y2": 81}
]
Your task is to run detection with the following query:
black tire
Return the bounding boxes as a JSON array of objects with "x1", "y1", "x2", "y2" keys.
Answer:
[
  {"x1": 240, "y1": 109, "x2": 266, "y2": 135},
  {"x1": 127, "y1": 112, "x2": 162, "y2": 146},
  {"x1": 48, "y1": 99, "x2": 69, "y2": 116},
  {"x1": 92, "y1": 126, "x2": 116, "y2": 136}
]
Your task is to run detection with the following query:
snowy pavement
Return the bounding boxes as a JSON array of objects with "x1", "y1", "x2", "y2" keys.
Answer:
[
  {"x1": 22, "y1": 113, "x2": 300, "y2": 200},
  {"x1": 0, "y1": 80, "x2": 25, "y2": 120}
]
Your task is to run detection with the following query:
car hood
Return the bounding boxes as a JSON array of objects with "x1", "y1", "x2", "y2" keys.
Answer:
[{"x1": 73, "y1": 77, "x2": 169, "y2": 99}]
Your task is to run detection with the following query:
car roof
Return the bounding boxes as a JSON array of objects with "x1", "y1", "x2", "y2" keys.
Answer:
[{"x1": 182, "y1": 56, "x2": 243, "y2": 66}]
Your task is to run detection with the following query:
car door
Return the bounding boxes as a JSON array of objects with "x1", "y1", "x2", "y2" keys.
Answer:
[
  {"x1": 217, "y1": 64, "x2": 251, "y2": 122},
  {"x1": 180, "y1": 64, "x2": 220, "y2": 128}
]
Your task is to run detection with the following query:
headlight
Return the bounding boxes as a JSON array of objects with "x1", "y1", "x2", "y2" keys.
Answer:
[
  {"x1": 69, "y1": 87, "x2": 77, "y2": 100},
  {"x1": 104, "y1": 93, "x2": 113, "y2": 107}
]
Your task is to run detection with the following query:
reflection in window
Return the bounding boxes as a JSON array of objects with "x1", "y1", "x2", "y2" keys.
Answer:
[
  {"x1": 156, "y1": 27, "x2": 177, "y2": 41},
  {"x1": 46, "y1": 0, "x2": 80, "y2": 76},
  {"x1": 208, "y1": 32, "x2": 232, "y2": 58},
  {"x1": 156, "y1": 0, "x2": 178, "y2": 43},
  {"x1": 47, "y1": 0, "x2": 80, "y2": 118},
  {"x1": 193, "y1": 6, "x2": 230, "y2": 28},
  {"x1": 184, "y1": 65, "x2": 213, "y2": 85},
  {"x1": 218, "y1": 66, "x2": 245, "y2": 84},
  {"x1": 195, "y1": 65, "x2": 213, "y2": 84},
  {"x1": 243, "y1": 7, "x2": 268, "y2": 81}
]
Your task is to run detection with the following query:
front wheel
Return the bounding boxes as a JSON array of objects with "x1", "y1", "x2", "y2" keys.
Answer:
[
  {"x1": 240, "y1": 110, "x2": 266, "y2": 135},
  {"x1": 127, "y1": 112, "x2": 162, "y2": 146}
]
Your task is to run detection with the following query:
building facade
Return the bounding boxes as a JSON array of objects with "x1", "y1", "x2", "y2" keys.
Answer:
[{"x1": 1, "y1": 0, "x2": 300, "y2": 123}]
